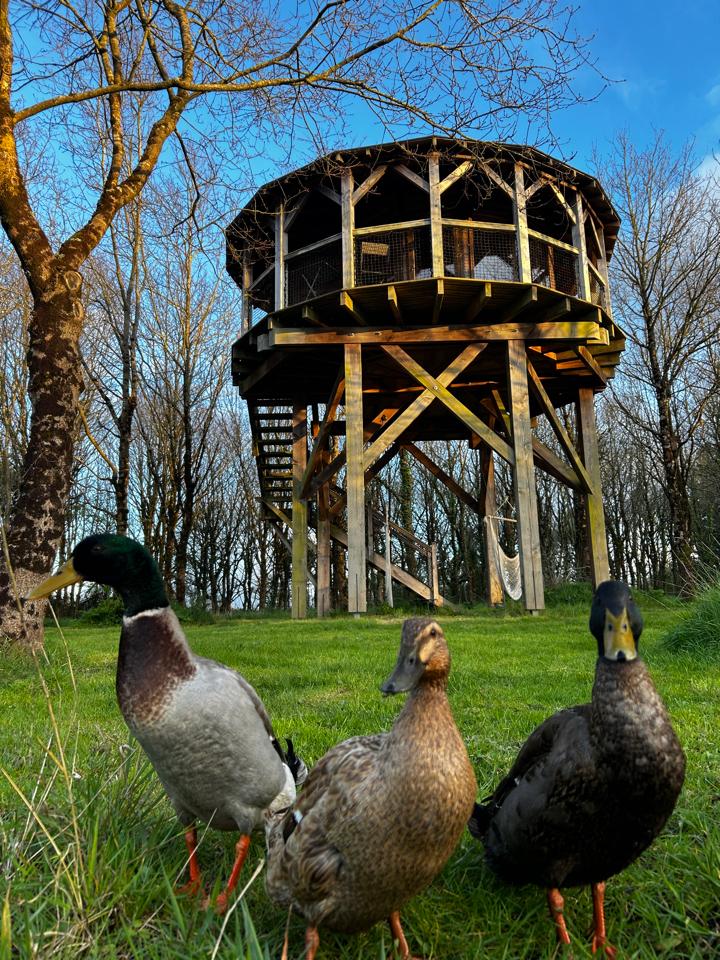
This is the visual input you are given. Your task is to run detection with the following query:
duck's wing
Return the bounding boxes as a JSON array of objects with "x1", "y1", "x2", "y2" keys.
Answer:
[
  {"x1": 469, "y1": 704, "x2": 591, "y2": 839},
  {"x1": 265, "y1": 733, "x2": 386, "y2": 911}
]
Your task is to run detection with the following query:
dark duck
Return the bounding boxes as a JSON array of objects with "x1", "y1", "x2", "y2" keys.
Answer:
[
  {"x1": 28, "y1": 534, "x2": 306, "y2": 912},
  {"x1": 265, "y1": 618, "x2": 477, "y2": 960},
  {"x1": 468, "y1": 580, "x2": 685, "y2": 956}
]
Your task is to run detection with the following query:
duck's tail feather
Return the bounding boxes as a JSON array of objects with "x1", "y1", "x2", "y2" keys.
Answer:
[
  {"x1": 468, "y1": 796, "x2": 498, "y2": 840},
  {"x1": 284, "y1": 737, "x2": 308, "y2": 786},
  {"x1": 269, "y1": 736, "x2": 309, "y2": 786}
]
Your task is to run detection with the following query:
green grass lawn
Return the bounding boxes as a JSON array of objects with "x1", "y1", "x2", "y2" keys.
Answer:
[{"x1": 1, "y1": 600, "x2": 718, "y2": 959}]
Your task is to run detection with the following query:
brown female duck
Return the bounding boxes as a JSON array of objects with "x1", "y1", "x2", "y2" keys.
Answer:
[
  {"x1": 265, "y1": 618, "x2": 477, "y2": 959},
  {"x1": 469, "y1": 580, "x2": 685, "y2": 956}
]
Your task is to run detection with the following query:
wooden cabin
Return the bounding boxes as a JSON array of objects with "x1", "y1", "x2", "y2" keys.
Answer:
[{"x1": 227, "y1": 136, "x2": 623, "y2": 615}]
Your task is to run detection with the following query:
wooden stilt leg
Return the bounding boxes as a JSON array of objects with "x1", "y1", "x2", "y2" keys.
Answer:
[
  {"x1": 214, "y1": 834, "x2": 251, "y2": 914},
  {"x1": 316, "y1": 445, "x2": 331, "y2": 617},
  {"x1": 507, "y1": 340, "x2": 544, "y2": 611},
  {"x1": 591, "y1": 882, "x2": 617, "y2": 957},
  {"x1": 480, "y1": 445, "x2": 504, "y2": 606},
  {"x1": 547, "y1": 888, "x2": 572, "y2": 947},
  {"x1": 577, "y1": 388, "x2": 610, "y2": 587},
  {"x1": 292, "y1": 402, "x2": 308, "y2": 619},
  {"x1": 345, "y1": 343, "x2": 367, "y2": 613}
]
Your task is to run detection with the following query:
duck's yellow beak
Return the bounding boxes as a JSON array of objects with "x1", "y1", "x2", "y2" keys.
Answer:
[
  {"x1": 26, "y1": 558, "x2": 84, "y2": 600},
  {"x1": 603, "y1": 607, "x2": 637, "y2": 661}
]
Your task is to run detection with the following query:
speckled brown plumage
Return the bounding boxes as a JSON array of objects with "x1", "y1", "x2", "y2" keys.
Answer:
[{"x1": 265, "y1": 618, "x2": 477, "y2": 939}]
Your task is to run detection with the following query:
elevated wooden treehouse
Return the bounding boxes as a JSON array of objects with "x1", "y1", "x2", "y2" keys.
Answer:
[{"x1": 226, "y1": 137, "x2": 623, "y2": 615}]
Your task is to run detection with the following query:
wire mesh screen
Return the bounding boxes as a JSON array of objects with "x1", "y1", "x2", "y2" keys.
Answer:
[
  {"x1": 285, "y1": 240, "x2": 342, "y2": 306},
  {"x1": 441, "y1": 225, "x2": 518, "y2": 280},
  {"x1": 588, "y1": 270, "x2": 607, "y2": 310},
  {"x1": 354, "y1": 226, "x2": 432, "y2": 285},
  {"x1": 529, "y1": 237, "x2": 579, "y2": 297}
]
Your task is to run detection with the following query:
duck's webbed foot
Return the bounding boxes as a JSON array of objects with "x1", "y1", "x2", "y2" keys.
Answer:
[
  {"x1": 214, "y1": 834, "x2": 251, "y2": 914},
  {"x1": 388, "y1": 911, "x2": 424, "y2": 960},
  {"x1": 547, "y1": 888, "x2": 573, "y2": 955},
  {"x1": 175, "y1": 826, "x2": 205, "y2": 897},
  {"x1": 591, "y1": 882, "x2": 617, "y2": 958}
]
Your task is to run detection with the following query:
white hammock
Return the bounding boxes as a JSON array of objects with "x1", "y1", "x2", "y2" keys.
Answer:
[{"x1": 484, "y1": 516, "x2": 522, "y2": 601}]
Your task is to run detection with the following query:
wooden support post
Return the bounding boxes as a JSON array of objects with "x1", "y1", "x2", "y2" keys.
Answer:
[
  {"x1": 576, "y1": 388, "x2": 610, "y2": 586},
  {"x1": 428, "y1": 153, "x2": 444, "y2": 278},
  {"x1": 429, "y1": 543, "x2": 439, "y2": 606},
  {"x1": 341, "y1": 170, "x2": 355, "y2": 289},
  {"x1": 241, "y1": 256, "x2": 252, "y2": 333},
  {"x1": 506, "y1": 340, "x2": 544, "y2": 611},
  {"x1": 316, "y1": 443, "x2": 331, "y2": 617},
  {"x1": 480, "y1": 447, "x2": 504, "y2": 606},
  {"x1": 572, "y1": 191, "x2": 591, "y2": 302},
  {"x1": 274, "y1": 204, "x2": 286, "y2": 311},
  {"x1": 384, "y1": 501, "x2": 394, "y2": 608},
  {"x1": 291, "y1": 402, "x2": 308, "y2": 619},
  {"x1": 345, "y1": 343, "x2": 367, "y2": 613},
  {"x1": 514, "y1": 164, "x2": 532, "y2": 283}
]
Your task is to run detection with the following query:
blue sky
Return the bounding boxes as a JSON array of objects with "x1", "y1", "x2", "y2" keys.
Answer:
[{"x1": 537, "y1": 1, "x2": 720, "y2": 173}]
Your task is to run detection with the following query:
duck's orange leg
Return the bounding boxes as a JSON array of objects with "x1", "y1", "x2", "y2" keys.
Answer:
[
  {"x1": 388, "y1": 911, "x2": 424, "y2": 960},
  {"x1": 214, "y1": 834, "x2": 251, "y2": 914},
  {"x1": 547, "y1": 888, "x2": 572, "y2": 948},
  {"x1": 304, "y1": 925, "x2": 320, "y2": 959},
  {"x1": 591, "y1": 882, "x2": 617, "y2": 958},
  {"x1": 176, "y1": 826, "x2": 204, "y2": 896}
]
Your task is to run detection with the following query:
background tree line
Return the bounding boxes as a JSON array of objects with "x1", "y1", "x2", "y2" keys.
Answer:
[{"x1": 2, "y1": 132, "x2": 719, "y2": 618}]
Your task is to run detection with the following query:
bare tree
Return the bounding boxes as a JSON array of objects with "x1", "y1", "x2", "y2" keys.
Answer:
[
  {"x1": 0, "y1": 0, "x2": 597, "y2": 646},
  {"x1": 599, "y1": 134, "x2": 720, "y2": 592}
]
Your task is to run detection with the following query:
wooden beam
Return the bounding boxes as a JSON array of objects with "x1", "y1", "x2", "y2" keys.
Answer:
[
  {"x1": 316, "y1": 183, "x2": 341, "y2": 205},
  {"x1": 404, "y1": 442, "x2": 482, "y2": 513},
  {"x1": 341, "y1": 170, "x2": 355, "y2": 288},
  {"x1": 291, "y1": 402, "x2": 308, "y2": 620},
  {"x1": 269, "y1": 316, "x2": 604, "y2": 348},
  {"x1": 380, "y1": 344, "x2": 515, "y2": 464},
  {"x1": 301, "y1": 305, "x2": 324, "y2": 326},
  {"x1": 479, "y1": 441, "x2": 504, "y2": 605},
  {"x1": 577, "y1": 388, "x2": 610, "y2": 585},
  {"x1": 362, "y1": 344, "x2": 487, "y2": 474},
  {"x1": 239, "y1": 353, "x2": 285, "y2": 393},
  {"x1": 438, "y1": 160, "x2": 473, "y2": 194},
  {"x1": 428, "y1": 153, "x2": 444, "y2": 277},
  {"x1": 531, "y1": 438, "x2": 582, "y2": 490},
  {"x1": 575, "y1": 345, "x2": 608, "y2": 384},
  {"x1": 464, "y1": 282, "x2": 492, "y2": 323},
  {"x1": 387, "y1": 285, "x2": 402, "y2": 323},
  {"x1": 352, "y1": 165, "x2": 387, "y2": 205},
  {"x1": 507, "y1": 340, "x2": 544, "y2": 610},
  {"x1": 513, "y1": 164, "x2": 532, "y2": 283},
  {"x1": 339, "y1": 291, "x2": 366, "y2": 325},
  {"x1": 527, "y1": 361, "x2": 593, "y2": 492},
  {"x1": 345, "y1": 343, "x2": 366, "y2": 613},
  {"x1": 274, "y1": 205, "x2": 286, "y2": 311},
  {"x1": 432, "y1": 278, "x2": 444, "y2": 324},
  {"x1": 329, "y1": 440, "x2": 400, "y2": 519},
  {"x1": 501, "y1": 285, "x2": 537, "y2": 323},
  {"x1": 300, "y1": 370, "x2": 346, "y2": 498},
  {"x1": 316, "y1": 443, "x2": 331, "y2": 617},
  {"x1": 395, "y1": 163, "x2": 430, "y2": 193},
  {"x1": 572, "y1": 190, "x2": 591, "y2": 302},
  {"x1": 478, "y1": 161, "x2": 514, "y2": 197}
]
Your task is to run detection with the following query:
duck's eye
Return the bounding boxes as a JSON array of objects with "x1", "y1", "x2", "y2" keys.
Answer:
[
  {"x1": 430, "y1": 628, "x2": 437, "y2": 638},
  {"x1": 408, "y1": 655, "x2": 416, "y2": 665},
  {"x1": 606, "y1": 623, "x2": 613, "y2": 631}
]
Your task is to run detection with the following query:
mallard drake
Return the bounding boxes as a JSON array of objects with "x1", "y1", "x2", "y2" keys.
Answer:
[
  {"x1": 469, "y1": 580, "x2": 685, "y2": 956},
  {"x1": 28, "y1": 533, "x2": 307, "y2": 912},
  {"x1": 265, "y1": 618, "x2": 477, "y2": 960}
]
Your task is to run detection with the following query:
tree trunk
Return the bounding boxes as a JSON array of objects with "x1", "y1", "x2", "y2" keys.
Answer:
[{"x1": 0, "y1": 280, "x2": 84, "y2": 648}]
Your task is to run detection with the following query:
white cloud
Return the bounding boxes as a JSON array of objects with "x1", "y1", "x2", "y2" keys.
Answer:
[{"x1": 706, "y1": 84, "x2": 720, "y2": 107}]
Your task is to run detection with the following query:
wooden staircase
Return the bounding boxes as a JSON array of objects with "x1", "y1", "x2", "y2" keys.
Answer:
[{"x1": 248, "y1": 400, "x2": 450, "y2": 607}]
